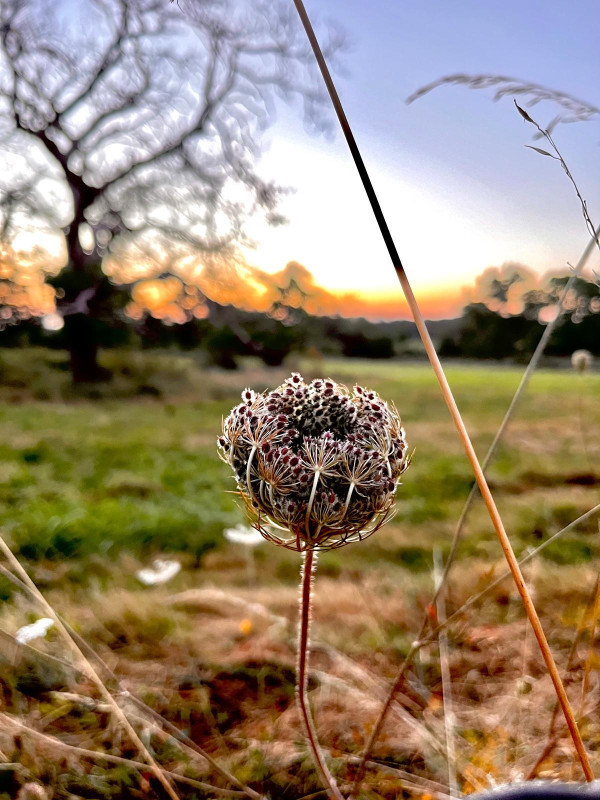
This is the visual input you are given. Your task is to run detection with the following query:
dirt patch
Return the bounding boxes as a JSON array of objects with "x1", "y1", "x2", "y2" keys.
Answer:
[{"x1": 494, "y1": 470, "x2": 600, "y2": 494}]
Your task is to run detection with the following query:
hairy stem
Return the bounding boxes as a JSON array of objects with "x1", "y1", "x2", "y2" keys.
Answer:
[{"x1": 297, "y1": 549, "x2": 344, "y2": 800}]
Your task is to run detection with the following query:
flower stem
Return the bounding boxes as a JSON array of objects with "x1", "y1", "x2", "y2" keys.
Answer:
[{"x1": 297, "y1": 549, "x2": 345, "y2": 800}]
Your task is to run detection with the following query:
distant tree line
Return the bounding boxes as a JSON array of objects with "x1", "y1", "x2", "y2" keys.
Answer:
[
  {"x1": 0, "y1": 302, "x2": 420, "y2": 368},
  {"x1": 439, "y1": 275, "x2": 600, "y2": 360},
  {"x1": 1, "y1": 271, "x2": 598, "y2": 370}
]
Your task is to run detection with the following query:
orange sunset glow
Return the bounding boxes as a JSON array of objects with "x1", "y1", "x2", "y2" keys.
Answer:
[
  {"x1": 119, "y1": 257, "x2": 464, "y2": 323},
  {"x1": 3, "y1": 236, "x2": 590, "y2": 327}
]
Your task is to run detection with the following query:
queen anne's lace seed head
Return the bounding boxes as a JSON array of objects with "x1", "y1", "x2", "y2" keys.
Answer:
[
  {"x1": 571, "y1": 349, "x2": 593, "y2": 373},
  {"x1": 218, "y1": 373, "x2": 409, "y2": 551}
]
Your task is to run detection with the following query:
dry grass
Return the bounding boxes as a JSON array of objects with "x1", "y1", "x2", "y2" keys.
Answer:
[
  {"x1": 0, "y1": 357, "x2": 599, "y2": 798},
  {"x1": 2, "y1": 561, "x2": 600, "y2": 798}
]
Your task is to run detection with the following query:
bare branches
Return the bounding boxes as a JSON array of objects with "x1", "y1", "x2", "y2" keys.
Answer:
[{"x1": 0, "y1": 0, "x2": 344, "y2": 292}]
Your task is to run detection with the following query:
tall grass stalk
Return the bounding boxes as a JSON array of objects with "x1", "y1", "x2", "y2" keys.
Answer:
[
  {"x1": 0, "y1": 534, "x2": 182, "y2": 800},
  {"x1": 513, "y1": 101, "x2": 599, "y2": 251},
  {"x1": 527, "y1": 575, "x2": 600, "y2": 780},
  {"x1": 0, "y1": 561, "x2": 264, "y2": 800},
  {"x1": 396, "y1": 227, "x2": 600, "y2": 751},
  {"x1": 433, "y1": 548, "x2": 458, "y2": 797},
  {"x1": 290, "y1": 0, "x2": 594, "y2": 785},
  {"x1": 511, "y1": 550, "x2": 536, "y2": 772},
  {"x1": 1, "y1": 714, "x2": 246, "y2": 797},
  {"x1": 438, "y1": 223, "x2": 600, "y2": 589}
]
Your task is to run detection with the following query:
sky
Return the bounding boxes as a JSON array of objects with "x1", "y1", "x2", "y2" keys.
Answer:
[
  {"x1": 243, "y1": 0, "x2": 600, "y2": 319},
  {"x1": 5, "y1": 0, "x2": 600, "y2": 323}
]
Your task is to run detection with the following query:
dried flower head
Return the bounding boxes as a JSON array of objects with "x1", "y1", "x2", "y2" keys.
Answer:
[
  {"x1": 571, "y1": 349, "x2": 593, "y2": 373},
  {"x1": 218, "y1": 373, "x2": 409, "y2": 551}
]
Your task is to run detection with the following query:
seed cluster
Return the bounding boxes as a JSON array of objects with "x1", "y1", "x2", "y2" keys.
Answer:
[{"x1": 218, "y1": 373, "x2": 409, "y2": 551}]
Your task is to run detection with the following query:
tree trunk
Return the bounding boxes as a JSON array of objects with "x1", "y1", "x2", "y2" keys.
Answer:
[
  {"x1": 61, "y1": 201, "x2": 112, "y2": 383},
  {"x1": 63, "y1": 312, "x2": 109, "y2": 384}
]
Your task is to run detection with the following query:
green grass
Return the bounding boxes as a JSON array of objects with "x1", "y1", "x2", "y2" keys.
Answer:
[
  {"x1": 0, "y1": 351, "x2": 597, "y2": 576},
  {"x1": 2, "y1": 351, "x2": 600, "y2": 797}
]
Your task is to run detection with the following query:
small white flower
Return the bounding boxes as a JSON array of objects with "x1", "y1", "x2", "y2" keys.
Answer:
[
  {"x1": 136, "y1": 559, "x2": 181, "y2": 586},
  {"x1": 16, "y1": 618, "x2": 54, "y2": 645},
  {"x1": 224, "y1": 524, "x2": 264, "y2": 547}
]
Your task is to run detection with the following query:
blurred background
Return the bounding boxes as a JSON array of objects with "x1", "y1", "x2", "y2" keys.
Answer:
[{"x1": 0, "y1": 1, "x2": 599, "y2": 798}]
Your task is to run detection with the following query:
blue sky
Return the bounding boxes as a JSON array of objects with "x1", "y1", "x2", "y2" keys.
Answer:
[
  {"x1": 29, "y1": 0, "x2": 600, "y2": 318},
  {"x1": 247, "y1": 0, "x2": 600, "y2": 315}
]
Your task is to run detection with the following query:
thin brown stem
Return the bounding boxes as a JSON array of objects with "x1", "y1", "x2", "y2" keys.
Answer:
[
  {"x1": 0, "y1": 534, "x2": 182, "y2": 800},
  {"x1": 1, "y1": 713, "x2": 245, "y2": 797},
  {"x1": 434, "y1": 223, "x2": 600, "y2": 597},
  {"x1": 0, "y1": 559, "x2": 263, "y2": 800},
  {"x1": 290, "y1": 0, "x2": 594, "y2": 784},
  {"x1": 527, "y1": 575, "x2": 600, "y2": 780},
  {"x1": 297, "y1": 549, "x2": 344, "y2": 800},
  {"x1": 346, "y1": 228, "x2": 600, "y2": 795}
]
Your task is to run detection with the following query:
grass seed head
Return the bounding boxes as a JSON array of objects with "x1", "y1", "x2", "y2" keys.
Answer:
[
  {"x1": 218, "y1": 373, "x2": 409, "y2": 550},
  {"x1": 571, "y1": 349, "x2": 593, "y2": 373}
]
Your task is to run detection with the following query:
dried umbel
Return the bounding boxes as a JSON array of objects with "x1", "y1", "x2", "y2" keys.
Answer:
[
  {"x1": 218, "y1": 373, "x2": 409, "y2": 551},
  {"x1": 571, "y1": 349, "x2": 593, "y2": 373}
]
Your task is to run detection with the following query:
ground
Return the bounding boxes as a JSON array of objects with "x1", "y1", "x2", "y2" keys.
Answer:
[{"x1": 0, "y1": 352, "x2": 599, "y2": 799}]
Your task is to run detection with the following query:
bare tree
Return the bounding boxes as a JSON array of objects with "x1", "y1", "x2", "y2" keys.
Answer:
[{"x1": 0, "y1": 0, "x2": 342, "y2": 381}]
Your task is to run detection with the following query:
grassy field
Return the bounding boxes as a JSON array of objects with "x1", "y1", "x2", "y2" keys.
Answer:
[{"x1": 0, "y1": 352, "x2": 599, "y2": 799}]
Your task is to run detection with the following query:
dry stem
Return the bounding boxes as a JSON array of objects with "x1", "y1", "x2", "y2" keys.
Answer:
[
  {"x1": 1, "y1": 713, "x2": 245, "y2": 797},
  {"x1": 290, "y1": 0, "x2": 594, "y2": 785},
  {"x1": 0, "y1": 534, "x2": 183, "y2": 800},
  {"x1": 0, "y1": 558, "x2": 263, "y2": 800},
  {"x1": 436, "y1": 221, "x2": 600, "y2": 594}
]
